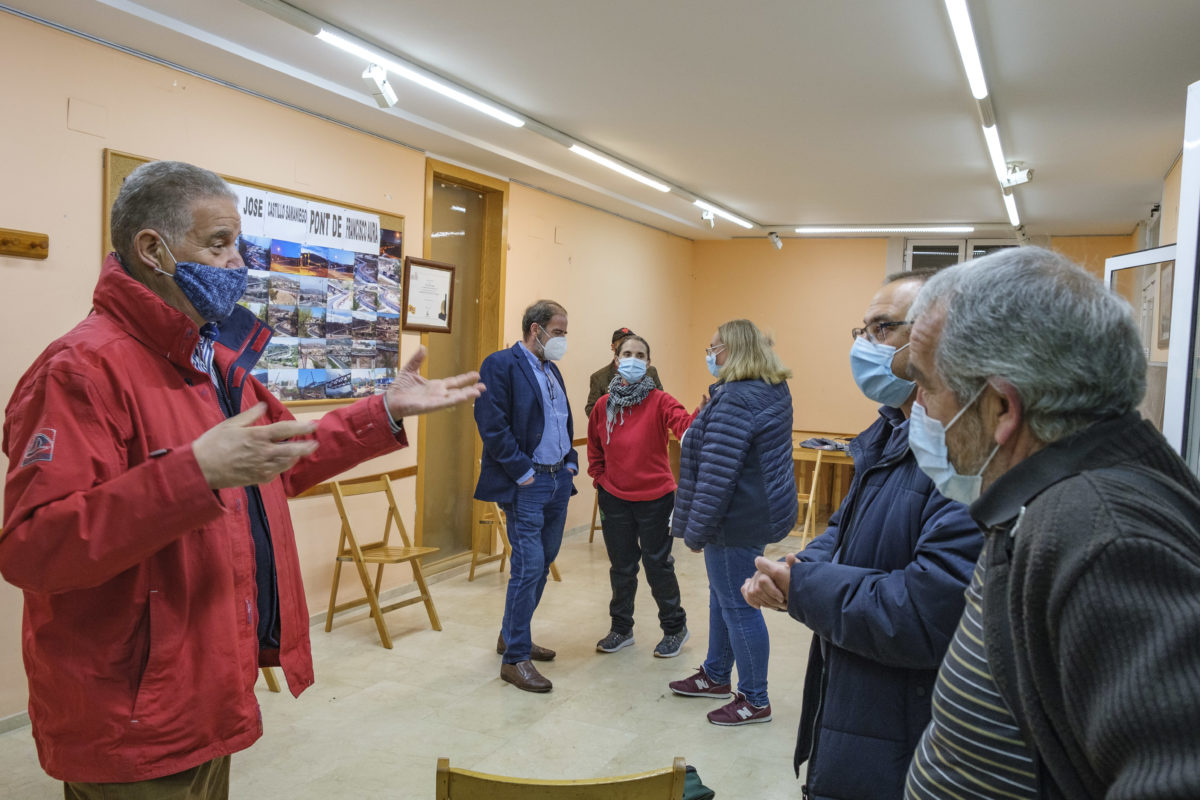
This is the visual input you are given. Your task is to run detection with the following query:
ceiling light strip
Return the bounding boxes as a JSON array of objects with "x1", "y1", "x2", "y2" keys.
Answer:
[
  {"x1": 944, "y1": 0, "x2": 988, "y2": 100},
  {"x1": 568, "y1": 144, "x2": 670, "y2": 192},
  {"x1": 315, "y1": 29, "x2": 524, "y2": 127},
  {"x1": 693, "y1": 199, "x2": 754, "y2": 230},
  {"x1": 794, "y1": 226, "x2": 976, "y2": 235},
  {"x1": 1003, "y1": 191, "x2": 1020, "y2": 226}
]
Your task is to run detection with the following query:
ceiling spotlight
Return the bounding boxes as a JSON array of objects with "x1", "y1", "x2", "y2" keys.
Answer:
[
  {"x1": 1000, "y1": 163, "x2": 1033, "y2": 189},
  {"x1": 362, "y1": 63, "x2": 398, "y2": 108},
  {"x1": 700, "y1": 210, "x2": 716, "y2": 229},
  {"x1": 768, "y1": 232, "x2": 783, "y2": 250}
]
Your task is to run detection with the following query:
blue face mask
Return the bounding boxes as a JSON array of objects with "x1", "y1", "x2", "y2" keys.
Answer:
[
  {"x1": 706, "y1": 353, "x2": 721, "y2": 378},
  {"x1": 849, "y1": 337, "x2": 916, "y2": 407},
  {"x1": 908, "y1": 385, "x2": 1000, "y2": 505},
  {"x1": 156, "y1": 237, "x2": 248, "y2": 322},
  {"x1": 617, "y1": 357, "x2": 647, "y2": 383}
]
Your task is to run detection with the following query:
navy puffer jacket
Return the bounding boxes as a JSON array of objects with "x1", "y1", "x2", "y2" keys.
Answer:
[
  {"x1": 788, "y1": 406, "x2": 982, "y2": 800},
  {"x1": 673, "y1": 378, "x2": 797, "y2": 549}
]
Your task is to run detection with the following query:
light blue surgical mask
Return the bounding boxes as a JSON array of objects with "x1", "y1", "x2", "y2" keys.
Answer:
[
  {"x1": 617, "y1": 357, "x2": 647, "y2": 383},
  {"x1": 849, "y1": 337, "x2": 916, "y2": 407},
  {"x1": 705, "y1": 353, "x2": 721, "y2": 378},
  {"x1": 908, "y1": 384, "x2": 1000, "y2": 505}
]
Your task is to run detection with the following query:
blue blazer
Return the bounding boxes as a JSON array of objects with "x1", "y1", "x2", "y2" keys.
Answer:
[{"x1": 473, "y1": 343, "x2": 578, "y2": 503}]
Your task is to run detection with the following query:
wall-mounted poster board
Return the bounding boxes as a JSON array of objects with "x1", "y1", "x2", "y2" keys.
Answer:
[{"x1": 103, "y1": 150, "x2": 405, "y2": 407}]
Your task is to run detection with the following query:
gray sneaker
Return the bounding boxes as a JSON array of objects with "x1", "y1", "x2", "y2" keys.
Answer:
[
  {"x1": 653, "y1": 628, "x2": 690, "y2": 658},
  {"x1": 596, "y1": 630, "x2": 635, "y2": 653}
]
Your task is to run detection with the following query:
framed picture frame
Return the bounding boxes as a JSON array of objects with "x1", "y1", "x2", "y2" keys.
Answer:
[{"x1": 402, "y1": 256, "x2": 456, "y2": 333}]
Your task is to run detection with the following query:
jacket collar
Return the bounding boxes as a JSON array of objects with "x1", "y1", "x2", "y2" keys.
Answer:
[
  {"x1": 94, "y1": 253, "x2": 205, "y2": 373},
  {"x1": 970, "y1": 412, "x2": 1157, "y2": 530}
]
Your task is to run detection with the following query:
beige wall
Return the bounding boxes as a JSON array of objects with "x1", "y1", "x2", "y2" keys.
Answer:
[
  {"x1": 1049, "y1": 234, "x2": 1137, "y2": 281},
  {"x1": 691, "y1": 239, "x2": 889, "y2": 435}
]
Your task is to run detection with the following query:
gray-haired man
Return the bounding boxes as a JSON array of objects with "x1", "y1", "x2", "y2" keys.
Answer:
[
  {"x1": 2, "y1": 160, "x2": 483, "y2": 798},
  {"x1": 902, "y1": 246, "x2": 1200, "y2": 799}
]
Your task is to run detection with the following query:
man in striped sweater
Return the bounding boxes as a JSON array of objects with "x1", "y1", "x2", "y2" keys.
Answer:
[{"x1": 903, "y1": 247, "x2": 1200, "y2": 800}]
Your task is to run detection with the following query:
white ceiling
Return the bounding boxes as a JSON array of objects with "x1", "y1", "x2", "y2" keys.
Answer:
[{"x1": 6, "y1": 0, "x2": 1200, "y2": 240}]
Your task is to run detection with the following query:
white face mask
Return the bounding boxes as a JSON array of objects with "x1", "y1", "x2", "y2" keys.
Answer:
[
  {"x1": 908, "y1": 384, "x2": 1000, "y2": 505},
  {"x1": 537, "y1": 327, "x2": 568, "y2": 361}
]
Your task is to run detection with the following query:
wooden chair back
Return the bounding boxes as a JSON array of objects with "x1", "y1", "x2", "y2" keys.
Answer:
[{"x1": 435, "y1": 756, "x2": 686, "y2": 800}]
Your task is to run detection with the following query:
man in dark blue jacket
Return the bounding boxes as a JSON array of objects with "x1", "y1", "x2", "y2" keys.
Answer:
[
  {"x1": 474, "y1": 299, "x2": 578, "y2": 693},
  {"x1": 744, "y1": 271, "x2": 982, "y2": 799}
]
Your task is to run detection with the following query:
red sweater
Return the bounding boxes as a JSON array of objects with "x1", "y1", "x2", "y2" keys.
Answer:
[{"x1": 587, "y1": 389, "x2": 696, "y2": 501}]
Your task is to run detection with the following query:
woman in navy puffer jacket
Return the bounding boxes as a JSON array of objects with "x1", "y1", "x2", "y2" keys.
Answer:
[{"x1": 668, "y1": 319, "x2": 798, "y2": 726}]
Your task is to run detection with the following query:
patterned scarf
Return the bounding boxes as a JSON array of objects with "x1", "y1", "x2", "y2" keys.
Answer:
[{"x1": 605, "y1": 373, "x2": 655, "y2": 443}]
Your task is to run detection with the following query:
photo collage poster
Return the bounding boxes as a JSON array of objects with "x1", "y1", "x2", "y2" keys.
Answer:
[{"x1": 231, "y1": 183, "x2": 403, "y2": 402}]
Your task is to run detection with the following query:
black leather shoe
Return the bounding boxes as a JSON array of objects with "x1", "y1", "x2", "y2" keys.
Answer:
[
  {"x1": 500, "y1": 660, "x2": 552, "y2": 693},
  {"x1": 496, "y1": 633, "x2": 556, "y2": 661}
]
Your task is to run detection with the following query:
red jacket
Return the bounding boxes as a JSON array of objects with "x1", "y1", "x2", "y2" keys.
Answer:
[
  {"x1": 587, "y1": 389, "x2": 695, "y2": 501},
  {"x1": 1, "y1": 255, "x2": 406, "y2": 782}
]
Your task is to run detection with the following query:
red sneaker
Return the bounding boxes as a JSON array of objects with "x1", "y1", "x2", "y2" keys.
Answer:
[
  {"x1": 668, "y1": 666, "x2": 732, "y2": 698},
  {"x1": 706, "y1": 692, "x2": 772, "y2": 726}
]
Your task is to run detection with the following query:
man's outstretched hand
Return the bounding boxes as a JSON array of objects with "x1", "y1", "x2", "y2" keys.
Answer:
[{"x1": 385, "y1": 345, "x2": 485, "y2": 420}]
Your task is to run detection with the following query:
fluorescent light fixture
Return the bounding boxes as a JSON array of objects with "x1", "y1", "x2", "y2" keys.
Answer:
[
  {"x1": 1003, "y1": 191, "x2": 1020, "y2": 226},
  {"x1": 693, "y1": 199, "x2": 754, "y2": 230},
  {"x1": 316, "y1": 29, "x2": 524, "y2": 127},
  {"x1": 982, "y1": 125, "x2": 1008, "y2": 183},
  {"x1": 794, "y1": 225, "x2": 975, "y2": 235},
  {"x1": 569, "y1": 144, "x2": 670, "y2": 192},
  {"x1": 944, "y1": 0, "x2": 988, "y2": 100}
]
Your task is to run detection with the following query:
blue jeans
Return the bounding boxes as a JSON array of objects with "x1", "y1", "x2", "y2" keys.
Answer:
[
  {"x1": 498, "y1": 468, "x2": 572, "y2": 663},
  {"x1": 702, "y1": 543, "x2": 770, "y2": 706}
]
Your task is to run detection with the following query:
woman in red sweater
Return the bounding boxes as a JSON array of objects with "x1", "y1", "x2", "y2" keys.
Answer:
[{"x1": 588, "y1": 334, "x2": 697, "y2": 658}]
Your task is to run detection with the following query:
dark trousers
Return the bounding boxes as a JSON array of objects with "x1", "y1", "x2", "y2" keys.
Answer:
[
  {"x1": 597, "y1": 487, "x2": 686, "y2": 636},
  {"x1": 64, "y1": 756, "x2": 230, "y2": 800}
]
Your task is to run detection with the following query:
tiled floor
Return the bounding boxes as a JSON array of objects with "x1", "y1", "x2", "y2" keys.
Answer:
[{"x1": 0, "y1": 526, "x2": 817, "y2": 798}]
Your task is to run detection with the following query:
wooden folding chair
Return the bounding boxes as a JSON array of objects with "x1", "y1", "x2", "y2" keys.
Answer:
[
  {"x1": 436, "y1": 756, "x2": 686, "y2": 800},
  {"x1": 324, "y1": 472, "x2": 441, "y2": 649},
  {"x1": 468, "y1": 502, "x2": 561, "y2": 582},
  {"x1": 795, "y1": 449, "x2": 824, "y2": 544}
]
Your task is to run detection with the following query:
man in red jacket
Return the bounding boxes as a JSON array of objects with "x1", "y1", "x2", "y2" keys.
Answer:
[{"x1": 1, "y1": 160, "x2": 483, "y2": 798}]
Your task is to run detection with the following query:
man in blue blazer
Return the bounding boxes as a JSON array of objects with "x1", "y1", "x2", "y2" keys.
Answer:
[{"x1": 474, "y1": 299, "x2": 578, "y2": 693}]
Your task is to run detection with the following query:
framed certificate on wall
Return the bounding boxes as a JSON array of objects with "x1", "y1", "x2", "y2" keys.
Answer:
[{"x1": 402, "y1": 256, "x2": 455, "y2": 333}]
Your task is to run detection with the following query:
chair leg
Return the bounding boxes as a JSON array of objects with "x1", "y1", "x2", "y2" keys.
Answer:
[
  {"x1": 589, "y1": 493, "x2": 600, "y2": 543},
  {"x1": 325, "y1": 559, "x2": 345, "y2": 633},
  {"x1": 549, "y1": 560, "x2": 562, "y2": 581},
  {"x1": 410, "y1": 560, "x2": 442, "y2": 631},
  {"x1": 260, "y1": 667, "x2": 281, "y2": 693},
  {"x1": 348, "y1": 550, "x2": 393, "y2": 649}
]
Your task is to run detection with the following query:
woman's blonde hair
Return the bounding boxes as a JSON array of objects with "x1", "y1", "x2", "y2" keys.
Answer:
[{"x1": 716, "y1": 319, "x2": 792, "y2": 384}]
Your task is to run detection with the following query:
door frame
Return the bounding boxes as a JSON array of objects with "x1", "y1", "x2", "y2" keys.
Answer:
[{"x1": 417, "y1": 159, "x2": 508, "y2": 572}]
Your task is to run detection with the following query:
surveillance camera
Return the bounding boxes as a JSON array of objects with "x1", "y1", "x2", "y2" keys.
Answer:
[
  {"x1": 700, "y1": 210, "x2": 715, "y2": 229},
  {"x1": 767, "y1": 232, "x2": 782, "y2": 250},
  {"x1": 1000, "y1": 164, "x2": 1033, "y2": 189},
  {"x1": 362, "y1": 64, "x2": 398, "y2": 108}
]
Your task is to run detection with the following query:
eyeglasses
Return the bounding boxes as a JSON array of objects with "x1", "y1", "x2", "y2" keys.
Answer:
[
  {"x1": 851, "y1": 320, "x2": 911, "y2": 343},
  {"x1": 705, "y1": 344, "x2": 726, "y2": 356}
]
